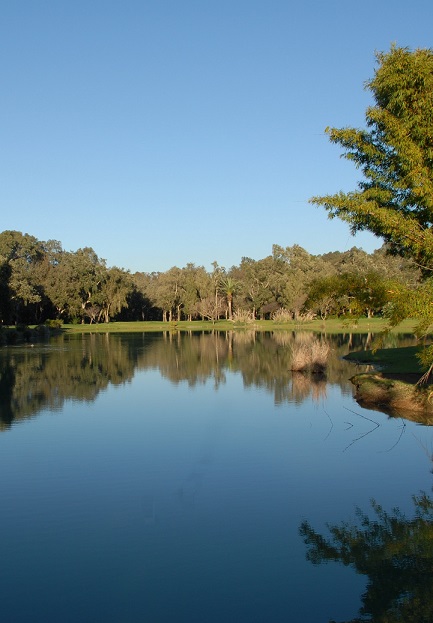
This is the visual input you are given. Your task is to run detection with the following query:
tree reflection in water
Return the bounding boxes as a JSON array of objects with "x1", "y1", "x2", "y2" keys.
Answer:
[
  {"x1": 300, "y1": 493, "x2": 433, "y2": 622},
  {"x1": 0, "y1": 330, "x2": 416, "y2": 430}
]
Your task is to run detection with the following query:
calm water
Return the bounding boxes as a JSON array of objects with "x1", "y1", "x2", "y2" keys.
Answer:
[{"x1": 0, "y1": 331, "x2": 431, "y2": 623}]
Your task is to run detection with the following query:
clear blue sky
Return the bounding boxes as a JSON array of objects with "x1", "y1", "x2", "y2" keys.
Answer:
[{"x1": 1, "y1": 1, "x2": 432, "y2": 273}]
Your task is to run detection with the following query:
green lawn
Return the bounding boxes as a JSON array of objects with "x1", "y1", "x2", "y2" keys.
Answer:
[
  {"x1": 60, "y1": 317, "x2": 418, "y2": 334},
  {"x1": 344, "y1": 345, "x2": 424, "y2": 375}
]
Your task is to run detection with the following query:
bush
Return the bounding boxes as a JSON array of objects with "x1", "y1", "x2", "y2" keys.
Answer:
[
  {"x1": 290, "y1": 337, "x2": 330, "y2": 373},
  {"x1": 272, "y1": 308, "x2": 293, "y2": 322},
  {"x1": 294, "y1": 310, "x2": 316, "y2": 323},
  {"x1": 232, "y1": 309, "x2": 255, "y2": 323},
  {"x1": 45, "y1": 319, "x2": 63, "y2": 329}
]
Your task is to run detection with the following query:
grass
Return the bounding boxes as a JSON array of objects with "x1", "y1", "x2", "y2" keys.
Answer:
[
  {"x1": 58, "y1": 317, "x2": 418, "y2": 334},
  {"x1": 290, "y1": 336, "x2": 330, "y2": 372},
  {"x1": 345, "y1": 345, "x2": 424, "y2": 375}
]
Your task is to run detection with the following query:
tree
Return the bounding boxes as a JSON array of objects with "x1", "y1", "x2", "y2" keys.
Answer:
[
  {"x1": 271, "y1": 245, "x2": 331, "y2": 317},
  {"x1": 178, "y1": 263, "x2": 210, "y2": 321},
  {"x1": 45, "y1": 247, "x2": 106, "y2": 322},
  {"x1": 99, "y1": 267, "x2": 132, "y2": 323},
  {"x1": 126, "y1": 272, "x2": 158, "y2": 321},
  {"x1": 0, "y1": 260, "x2": 12, "y2": 323},
  {"x1": 147, "y1": 267, "x2": 184, "y2": 321},
  {"x1": 310, "y1": 46, "x2": 433, "y2": 272},
  {"x1": 219, "y1": 276, "x2": 239, "y2": 320},
  {"x1": 0, "y1": 231, "x2": 47, "y2": 323},
  {"x1": 305, "y1": 274, "x2": 341, "y2": 319}
]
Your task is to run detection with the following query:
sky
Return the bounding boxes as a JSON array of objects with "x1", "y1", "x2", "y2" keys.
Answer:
[{"x1": 1, "y1": 1, "x2": 433, "y2": 274}]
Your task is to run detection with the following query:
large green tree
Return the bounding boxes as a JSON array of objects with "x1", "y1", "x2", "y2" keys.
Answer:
[
  {"x1": 310, "y1": 45, "x2": 433, "y2": 271},
  {"x1": 0, "y1": 231, "x2": 47, "y2": 323},
  {"x1": 99, "y1": 267, "x2": 132, "y2": 323}
]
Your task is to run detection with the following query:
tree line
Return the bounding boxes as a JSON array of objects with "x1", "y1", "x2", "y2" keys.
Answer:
[
  {"x1": 3, "y1": 46, "x2": 433, "y2": 331},
  {"x1": 0, "y1": 229, "x2": 420, "y2": 325},
  {"x1": 0, "y1": 331, "x2": 386, "y2": 429}
]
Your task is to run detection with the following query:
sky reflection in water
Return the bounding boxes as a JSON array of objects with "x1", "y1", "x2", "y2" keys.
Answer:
[{"x1": 0, "y1": 331, "x2": 431, "y2": 622}]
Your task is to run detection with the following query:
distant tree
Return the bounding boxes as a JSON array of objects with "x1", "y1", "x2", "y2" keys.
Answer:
[
  {"x1": 0, "y1": 231, "x2": 46, "y2": 323},
  {"x1": 178, "y1": 263, "x2": 210, "y2": 321},
  {"x1": 195, "y1": 296, "x2": 219, "y2": 323},
  {"x1": 219, "y1": 276, "x2": 239, "y2": 320},
  {"x1": 272, "y1": 244, "x2": 330, "y2": 317},
  {"x1": 231, "y1": 258, "x2": 266, "y2": 318},
  {"x1": 147, "y1": 267, "x2": 184, "y2": 321},
  {"x1": 125, "y1": 272, "x2": 158, "y2": 321},
  {"x1": 306, "y1": 271, "x2": 397, "y2": 319},
  {"x1": 44, "y1": 247, "x2": 106, "y2": 322},
  {"x1": 0, "y1": 260, "x2": 12, "y2": 323},
  {"x1": 320, "y1": 245, "x2": 420, "y2": 286},
  {"x1": 99, "y1": 267, "x2": 132, "y2": 322},
  {"x1": 305, "y1": 275, "x2": 341, "y2": 320}
]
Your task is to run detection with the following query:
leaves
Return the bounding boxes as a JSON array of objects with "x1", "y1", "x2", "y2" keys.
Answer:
[{"x1": 311, "y1": 46, "x2": 433, "y2": 271}]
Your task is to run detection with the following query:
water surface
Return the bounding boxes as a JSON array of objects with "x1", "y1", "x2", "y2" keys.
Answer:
[{"x1": 0, "y1": 331, "x2": 431, "y2": 622}]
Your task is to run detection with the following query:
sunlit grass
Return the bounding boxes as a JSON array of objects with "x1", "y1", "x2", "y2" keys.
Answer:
[
  {"x1": 60, "y1": 317, "x2": 418, "y2": 334},
  {"x1": 345, "y1": 345, "x2": 424, "y2": 374}
]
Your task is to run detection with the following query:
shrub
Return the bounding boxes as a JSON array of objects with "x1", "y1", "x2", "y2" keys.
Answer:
[
  {"x1": 272, "y1": 308, "x2": 293, "y2": 322},
  {"x1": 45, "y1": 319, "x2": 63, "y2": 329},
  {"x1": 232, "y1": 309, "x2": 255, "y2": 323},
  {"x1": 294, "y1": 310, "x2": 316, "y2": 323},
  {"x1": 290, "y1": 338, "x2": 330, "y2": 373}
]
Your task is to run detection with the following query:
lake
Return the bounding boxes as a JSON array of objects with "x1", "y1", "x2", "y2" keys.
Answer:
[{"x1": 0, "y1": 330, "x2": 431, "y2": 622}]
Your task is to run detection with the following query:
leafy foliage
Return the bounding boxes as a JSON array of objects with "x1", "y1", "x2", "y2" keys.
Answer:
[
  {"x1": 0, "y1": 230, "x2": 420, "y2": 325},
  {"x1": 311, "y1": 45, "x2": 433, "y2": 271}
]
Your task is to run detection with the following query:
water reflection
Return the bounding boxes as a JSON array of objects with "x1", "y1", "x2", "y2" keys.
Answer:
[
  {"x1": 300, "y1": 491, "x2": 433, "y2": 622},
  {"x1": 0, "y1": 332, "x2": 138, "y2": 429},
  {"x1": 0, "y1": 330, "x2": 416, "y2": 430},
  {"x1": 0, "y1": 329, "x2": 430, "y2": 623}
]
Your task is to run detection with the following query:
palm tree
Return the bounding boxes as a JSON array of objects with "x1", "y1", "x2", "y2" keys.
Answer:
[{"x1": 219, "y1": 277, "x2": 239, "y2": 321}]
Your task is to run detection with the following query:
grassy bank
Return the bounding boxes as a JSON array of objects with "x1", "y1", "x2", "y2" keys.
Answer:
[
  {"x1": 345, "y1": 345, "x2": 424, "y2": 375},
  {"x1": 59, "y1": 317, "x2": 418, "y2": 334}
]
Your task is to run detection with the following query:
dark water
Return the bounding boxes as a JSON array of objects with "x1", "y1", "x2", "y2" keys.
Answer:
[{"x1": 0, "y1": 331, "x2": 431, "y2": 622}]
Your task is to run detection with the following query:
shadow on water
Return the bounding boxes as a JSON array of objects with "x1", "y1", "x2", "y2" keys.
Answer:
[{"x1": 0, "y1": 330, "x2": 420, "y2": 430}]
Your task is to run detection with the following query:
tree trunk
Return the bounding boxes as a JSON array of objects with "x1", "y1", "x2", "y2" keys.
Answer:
[{"x1": 227, "y1": 295, "x2": 233, "y2": 320}]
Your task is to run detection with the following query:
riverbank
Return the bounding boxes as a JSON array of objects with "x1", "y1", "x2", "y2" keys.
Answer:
[
  {"x1": 345, "y1": 343, "x2": 433, "y2": 419},
  {"x1": 59, "y1": 317, "x2": 417, "y2": 334},
  {"x1": 344, "y1": 345, "x2": 424, "y2": 375},
  {"x1": 0, "y1": 317, "x2": 418, "y2": 345}
]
